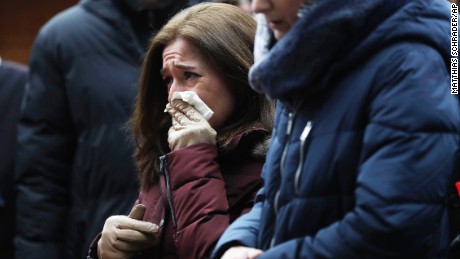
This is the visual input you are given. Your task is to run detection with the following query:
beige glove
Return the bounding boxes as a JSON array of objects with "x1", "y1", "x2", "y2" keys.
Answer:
[
  {"x1": 97, "y1": 204, "x2": 159, "y2": 259},
  {"x1": 166, "y1": 99, "x2": 217, "y2": 151}
]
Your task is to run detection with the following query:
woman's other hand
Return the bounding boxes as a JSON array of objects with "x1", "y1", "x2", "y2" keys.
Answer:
[
  {"x1": 166, "y1": 99, "x2": 217, "y2": 151},
  {"x1": 97, "y1": 205, "x2": 158, "y2": 259}
]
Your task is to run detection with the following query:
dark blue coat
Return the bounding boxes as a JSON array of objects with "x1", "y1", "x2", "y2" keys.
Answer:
[
  {"x1": 14, "y1": 0, "x2": 202, "y2": 258},
  {"x1": 214, "y1": 0, "x2": 460, "y2": 258}
]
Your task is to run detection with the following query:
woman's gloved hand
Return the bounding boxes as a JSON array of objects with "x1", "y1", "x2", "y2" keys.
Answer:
[
  {"x1": 166, "y1": 99, "x2": 216, "y2": 151},
  {"x1": 97, "y1": 204, "x2": 159, "y2": 259}
]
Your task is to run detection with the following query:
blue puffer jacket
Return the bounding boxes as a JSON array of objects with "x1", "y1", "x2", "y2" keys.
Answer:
[{"x1": 213, "y1": 0, "x2": 460, "y2": 258}]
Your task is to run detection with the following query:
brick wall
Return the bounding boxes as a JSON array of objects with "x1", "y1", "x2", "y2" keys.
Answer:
[{"x1": 0, "y1": 0, "x2": 77, "y2": 64}]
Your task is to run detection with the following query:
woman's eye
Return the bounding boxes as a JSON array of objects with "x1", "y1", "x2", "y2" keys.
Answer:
[
  {"x1": 163, "y1": 77, "x2": 172, "y2": 86},
  {"x1": 184, "y1": 71, "x2": 198, "y2": 79}
]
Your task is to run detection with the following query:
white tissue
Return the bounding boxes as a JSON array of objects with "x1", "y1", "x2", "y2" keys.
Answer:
[{"x1": 167, "y1": 91, "x2": 214, "y2": 121}]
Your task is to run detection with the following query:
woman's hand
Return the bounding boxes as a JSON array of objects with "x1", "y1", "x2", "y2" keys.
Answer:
[
  {"x1": 166, "y1": 99, "x2": 216, "y2": 151},
  {"x1": 221, "y1": 246, "x2": 264, "y2": 259},
  {"x1": 97, "y1": 205, "x2": 159, "y2": 259}
]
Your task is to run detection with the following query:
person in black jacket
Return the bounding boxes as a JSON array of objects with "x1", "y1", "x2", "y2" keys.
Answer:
[
  {"x1": 0, "y1": 58, "x2": 27, "y2": 259},
  {"x1": 14, "y1": 1, "x2": 204, "y2": 258}
]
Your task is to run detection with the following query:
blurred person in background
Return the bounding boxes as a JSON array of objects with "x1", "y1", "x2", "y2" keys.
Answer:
[
  {"x1": 0, "y1": 58, "x2": 27, "y2": 259},
  {"x1": 14, "y1": 0, "x2": 205, "y2": 258},
  {"x1": 88, "y1": 3, "x2": 273, "y2": 258},
  {"x1": 213, "y1": 0, "x2": 460, "y2": 258}
]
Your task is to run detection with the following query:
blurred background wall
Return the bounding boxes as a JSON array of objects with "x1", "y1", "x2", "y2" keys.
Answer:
[
  {"x1": 0, "y1": 0, "x2": 457, "y2": 65},
  {"x1": 0, "y1": 0, "x2": 77, "y2": 64}
]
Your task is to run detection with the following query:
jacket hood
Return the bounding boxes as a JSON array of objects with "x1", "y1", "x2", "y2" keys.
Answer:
[{"x1": 249, "y1": 0, "x2": 451, "y2": 104}]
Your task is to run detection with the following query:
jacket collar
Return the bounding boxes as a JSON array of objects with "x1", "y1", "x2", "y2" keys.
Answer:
[
  {"x1": 80, "y1": 0, "x2": 208, "y2": 24},
  {"x1": 249, "y1": 0, "x2": 432, "y2": 105},
  {"x1": 219, "y1": 123, "x2": 270, "y2": 159},
  {"x1": 80, "y1": 0, "x2": 130, "y2": 23},
  {"x1": 79, "y1": 0, "x2": 147, "y2": 59},
  {"x1": 79, "y1": 0, "x2": 209, "y2": 59}
]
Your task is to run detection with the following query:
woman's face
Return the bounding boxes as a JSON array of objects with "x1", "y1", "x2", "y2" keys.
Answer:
[
  {"x1": 162, "y1": 38, "x2": 236, "y2": 129},
  {"x1": 251, "y1": 0, "x2": 306, "y2": 40}
]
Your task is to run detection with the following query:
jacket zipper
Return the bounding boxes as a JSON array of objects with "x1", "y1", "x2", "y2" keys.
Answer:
[
  {"x1": 280, "y1": 112, "x2": 294, "y2": 178},
  {"x1": 294, "y1": 121, "x2": 313, "y2": 195},
  {"x1": 271, "y1": 109, "x2": 296, "y2": 248},
  {"x1": 274, "y1": 112, "x2": 294, "y2": 215},
  {"x1": 159, "y1": 155, "x2": 177, "y2": 230}
]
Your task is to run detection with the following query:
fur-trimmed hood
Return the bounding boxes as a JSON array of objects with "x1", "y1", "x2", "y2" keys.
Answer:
[{"x1": 249, "y1": 0, "x2": 449, "y2": 106}]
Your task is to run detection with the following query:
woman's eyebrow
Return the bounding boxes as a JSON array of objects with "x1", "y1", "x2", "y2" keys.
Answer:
[
  {"x1": 160, "y1": 62, "x2": 196, "y2": 76},
  {"x1": 174, "y1": 61, "x2": 196, "y2": 70}
]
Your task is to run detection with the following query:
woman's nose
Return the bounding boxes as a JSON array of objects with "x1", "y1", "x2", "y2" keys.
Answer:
[
  {"x1": 167, "y1": 83, "x2": 184, "y2": 103},
  {"x1": 251, "y1": 0, "x2": 271, "y2": 14}
]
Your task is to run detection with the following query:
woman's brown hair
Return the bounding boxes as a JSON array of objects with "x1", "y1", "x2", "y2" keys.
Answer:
[{"x1": 131, "y1": 3, "x2": 273, "y2": 190}]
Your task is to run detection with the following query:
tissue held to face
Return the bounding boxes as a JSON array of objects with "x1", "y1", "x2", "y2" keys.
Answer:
[{"x1": 162, "y1": 38, "x2": 236, "y2": 129}]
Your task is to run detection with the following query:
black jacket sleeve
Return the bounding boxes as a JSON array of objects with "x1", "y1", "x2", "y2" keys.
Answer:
[{"x1": 15, "y1": 32, "x2": 75, "y2": 258}]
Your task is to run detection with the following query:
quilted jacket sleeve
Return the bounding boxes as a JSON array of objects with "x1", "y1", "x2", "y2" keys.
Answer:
[
  {"x1": 163, "y1": 143, "x2": 262, "y2": 258},
  {"x1": 211, "y1": 188, "x2": 264, "y2": 259},
  {"x1": 15, "y1": 32, "x2": 75, "y2": 258},
  {"x1": 256, "y1": 43, "x2": 460, "y2": 258}
]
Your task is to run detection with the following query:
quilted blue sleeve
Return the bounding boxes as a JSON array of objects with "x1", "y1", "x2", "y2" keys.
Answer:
[
  {"x1": 211, "y1": 188, "x2": 265, "y2": 258},
  {"x1": 258, "y1": 43, "x2": 460, "y2": 258}
]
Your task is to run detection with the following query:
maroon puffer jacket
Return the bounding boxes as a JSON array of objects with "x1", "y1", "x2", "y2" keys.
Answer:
[{"x1": 88, "y1": 128, "x2": 268, "y2": 259}]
